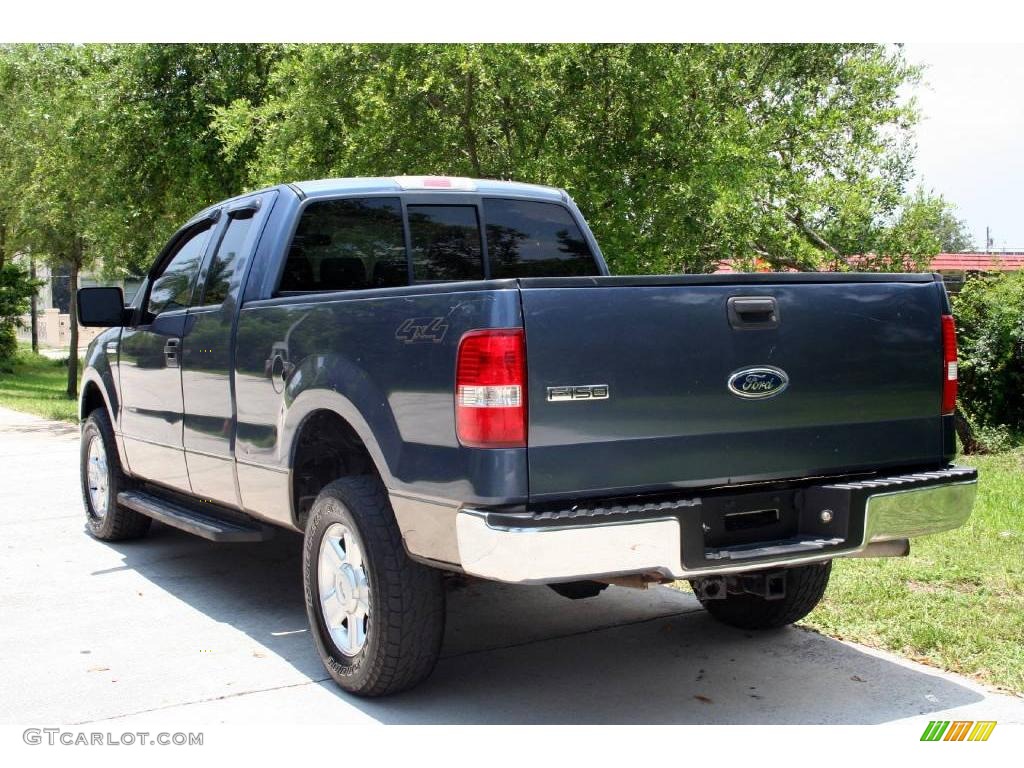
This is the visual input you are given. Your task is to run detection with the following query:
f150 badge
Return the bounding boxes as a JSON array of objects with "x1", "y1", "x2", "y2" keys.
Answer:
[
  {"x1": 547, "y1": 384, "x2": 610, "y2": 402},
  {"x1": 727, "y1": 367, "x2": 789, "y2": 399}
]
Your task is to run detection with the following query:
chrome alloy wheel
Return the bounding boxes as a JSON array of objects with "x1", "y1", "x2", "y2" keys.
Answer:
[
  {"x1": 318, "y1": 522, "x2": 371, "y2": 655},
  {"x1": 86, "y1": 434, "x2": 110, "y2": 518}
]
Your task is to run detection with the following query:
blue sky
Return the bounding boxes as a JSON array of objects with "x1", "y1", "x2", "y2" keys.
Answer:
[{"x1": 903, "y1": 43, "x2": 1024, "y2": 251}]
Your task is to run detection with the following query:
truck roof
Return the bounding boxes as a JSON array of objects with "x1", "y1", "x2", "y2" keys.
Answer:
[
  {"x1": 185, "y1": 176, "x2": 569, "y2": 231},
  {"x1": 291, "y1": 176, "x2": 567, "y2": 202}
]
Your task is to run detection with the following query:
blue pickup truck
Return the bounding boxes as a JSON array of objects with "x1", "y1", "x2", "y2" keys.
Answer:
[{"x1": 77, "y1": 176, "x2": 977, "y2": 696}]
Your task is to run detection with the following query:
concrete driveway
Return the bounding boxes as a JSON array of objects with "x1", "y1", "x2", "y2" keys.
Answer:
[{"x1": 1, "y1": 405, "x2": 1021, "y2": 726}]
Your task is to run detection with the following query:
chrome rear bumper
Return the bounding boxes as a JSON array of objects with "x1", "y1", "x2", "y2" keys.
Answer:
[{"x1": 455, "y1": 468, "x2": 977, "y2": 584}]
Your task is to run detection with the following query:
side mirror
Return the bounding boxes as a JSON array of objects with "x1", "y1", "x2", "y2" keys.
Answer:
[{"x1": 77, "y1": 287, "x2": 127, "y2": 327}]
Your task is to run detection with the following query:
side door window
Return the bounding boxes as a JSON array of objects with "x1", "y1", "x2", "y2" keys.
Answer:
[
  {"x1": 277, "y1": 197, "x2": 407, "y2": 293},
  {"x1": 146, "y1": 225, "x2": 214, "y2": 317},
  {"x1": 199, "y1": 214, "x2": 255, "y2": 306}
]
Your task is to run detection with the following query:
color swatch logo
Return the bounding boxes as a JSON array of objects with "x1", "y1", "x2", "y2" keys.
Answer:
[{"x1": 920, "y1": 720, "x2": 996, "y2": 741}]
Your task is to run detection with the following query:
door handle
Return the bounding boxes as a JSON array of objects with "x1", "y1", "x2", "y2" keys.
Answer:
[
  {"x1": 164, "y1": 337, "x2": 181, "y2": 368},
  {"x1": 727, "y1": 297, "x2": 779, "y2": 330}
]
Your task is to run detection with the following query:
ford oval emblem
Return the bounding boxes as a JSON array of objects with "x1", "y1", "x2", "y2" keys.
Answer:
[{"x1": 727, "y1": 366, "x2": 789, "y2": 399}]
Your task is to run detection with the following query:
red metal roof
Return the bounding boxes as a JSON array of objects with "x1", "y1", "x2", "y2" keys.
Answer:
[
  {"x1": 714, "y1": 253, "x2": 1024, "y2": 274},
  {"x1": 929, "y1": 253, "x2": 1024, "y2": 272}
]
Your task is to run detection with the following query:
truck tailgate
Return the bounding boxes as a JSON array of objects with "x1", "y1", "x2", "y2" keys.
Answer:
[{"x1": 520, "y1": 274, "x2": 947, "y2": 501}]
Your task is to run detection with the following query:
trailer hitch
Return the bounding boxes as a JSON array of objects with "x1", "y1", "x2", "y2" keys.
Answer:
[{"x1": 691, "y1": 570, "x2": 787, "y2": 601}]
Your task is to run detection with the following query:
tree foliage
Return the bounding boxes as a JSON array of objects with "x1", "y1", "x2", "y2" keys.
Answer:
[
  {"x1": 90, "y1": 44, "x2": 282, "y2": 274},
  {"x1": 0, "y1": 44, "x2": 109, "y2": 387},
  {"x1": 215, "y1": 43, "x2": 953, "y2": 274},
  {"x1": 0, "y1": 43, "x2": 981, "y2": 384}
]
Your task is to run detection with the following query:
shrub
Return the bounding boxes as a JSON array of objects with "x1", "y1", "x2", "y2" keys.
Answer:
[
  {"x1": 953, "y1": 272, "x2": 1024, "y2": 438},
  {"x1": 0, "y1": 262, "x2": 40, "y2": 367}
]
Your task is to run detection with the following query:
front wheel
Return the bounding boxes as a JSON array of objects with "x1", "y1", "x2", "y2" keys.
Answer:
[
  {"x1": 303, "y1": 477, "x2": 445, "y2": 697},
  {"x1": 690, "y1": 561, "x2": 832, "y2": 630},
  {"x1": 80, "y1": 409, "x2": 151, "y2": 541}
]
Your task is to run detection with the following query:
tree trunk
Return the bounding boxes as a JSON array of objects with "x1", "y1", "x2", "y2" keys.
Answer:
[
  {"x1": 460, "y1": 66, "x2": 482, "y2": 177},
  {"x1": 30, "y1": 255, "x2": 38, "y2": 354},
  {"x1": 954, "y1": 407, "x2": 983, "y2": 455},
  {"x1": 66, "y1": 248, "x2": 80, "y2": 399}
]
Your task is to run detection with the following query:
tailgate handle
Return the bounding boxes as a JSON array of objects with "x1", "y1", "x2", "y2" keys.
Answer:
[{"x1": 728, "y1": 297, "x2": 779, "y2": 329}]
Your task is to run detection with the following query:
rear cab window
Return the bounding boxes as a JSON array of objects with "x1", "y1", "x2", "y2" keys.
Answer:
[
  {"x1": 408, "y1": 205, "x2": 485, "y2": 282},
  {"x1": 482, "y1": 198, "x2": 598, "y2": 278},
  {"x1": 275, "y1": 193, "x2": 599, "y2": 295}
]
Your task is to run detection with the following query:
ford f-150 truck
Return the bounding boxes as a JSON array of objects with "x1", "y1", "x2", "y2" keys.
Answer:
[{"x1": 77, "y1": 176, "x2": 977, "y2": 697}]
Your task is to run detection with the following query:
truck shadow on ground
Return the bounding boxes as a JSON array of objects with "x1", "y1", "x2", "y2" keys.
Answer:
[{"x1": 108, "y1": 522, "x2": 986, "y2": 725}]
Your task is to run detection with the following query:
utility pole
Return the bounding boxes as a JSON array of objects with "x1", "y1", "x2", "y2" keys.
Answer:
[{"x1": 985, "y1": 226, "x2": 993, "y2": 254}]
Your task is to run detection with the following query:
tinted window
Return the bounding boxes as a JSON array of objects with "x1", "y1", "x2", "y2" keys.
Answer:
[
  {"x1": 147, "y1": 226, "x2": 212, "y2": 316},
  {"x1": 408, "y1": 205, "x2": 484, "y2": 282},
  {"x1": 484, "y1": 199, "x2": 598, "y2": 278},
  {"x1": 202, "y1": 214, "x2": 254, "y2": 305},
  {"x1": 279, "y1": 197, "x2": 407, "y2": 292}
]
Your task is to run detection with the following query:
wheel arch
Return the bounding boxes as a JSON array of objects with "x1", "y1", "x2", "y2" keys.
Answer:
[
  {"x1": 285, "y1": 393, "x2": 393, "y2": 530},
  {"x1": 79, "y1": 377, "x2": 107, "y2": 421}
]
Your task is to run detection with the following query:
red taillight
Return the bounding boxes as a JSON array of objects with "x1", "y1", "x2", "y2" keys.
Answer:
[
  {"x1": 941, "y1": 314, "x2": 958, "y2": 415},
  {"x1": 455, "y1": 329, "x2": 526, "y2": 448}
]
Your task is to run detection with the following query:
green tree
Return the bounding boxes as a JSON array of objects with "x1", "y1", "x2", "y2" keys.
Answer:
[
  {"x1": 90, "y1": 43, "x2": 281, "y2": 274},
  {"x1": 0, "y1": 49, "x2": 42, "y2": 360},
  {"x1": 0, "y1": 43, "x2": 280, "y2": 393},
  {"x1": 0, "y1": 42, "x2": 980, "y2": 390},
  {"x1": 217, "y1": 44, "x2": 947, "y2": 274},
  {"x1": 931, "y1": 199, "x2": 974, "y2": 253},
  {"x1": 954, "y1": 272, "x2": 1024, "y2": 435},
  {"x1": 0, "y1": 44, "x2": 113, "y2": 394},
  {"x1": 844, "y1": 189, "x2": 971, "y2": 271}
]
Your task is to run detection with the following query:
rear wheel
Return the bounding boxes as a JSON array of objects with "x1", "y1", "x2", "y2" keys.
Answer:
[
  {"x1": 80, "y1": 409, "x2": 151, "y2": 541},
  {"x1": 690, "y1": 561, "x2": 831, "y2": 630},
  {"x1": 303, "y1": 476, "x2": 445, "y2": 696}
]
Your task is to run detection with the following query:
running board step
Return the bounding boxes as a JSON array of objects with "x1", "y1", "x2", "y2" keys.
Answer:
[{"x1": 117, "y1": 491, "x2": 273, "y2": 542}]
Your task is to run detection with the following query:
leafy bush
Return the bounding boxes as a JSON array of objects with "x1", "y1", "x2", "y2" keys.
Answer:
[
  {"x1": 0, "y1": 327, "x2": 15, "y2": 369},
  {"x1": 953, "y1": 272, "x2": 1024, "y2": 437},
  {"x1": 0, "y1": 262, "x2": 40, "y2": 368},
  {"x1": 971, "y1": 423, "x2": 1021, "y2": 454}
]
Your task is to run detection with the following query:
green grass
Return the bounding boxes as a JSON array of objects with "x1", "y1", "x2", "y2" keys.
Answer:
[
  {"x1": 801, "y1": 450, "x2": 1024, "y2": 693},
  {"x1": 0, "y1": 345, "x2": 81, "y2": 422}
]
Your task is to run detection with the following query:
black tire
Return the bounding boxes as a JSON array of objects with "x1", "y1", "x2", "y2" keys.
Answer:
[
  {"x1": 691, "y1": 561, "x2": 832, "y2": 630},
  {"x1": 80, "y1": 409, "x2": 151, "y2": 541},
  {"x1": 303, "y1": 476, "x2": 445, "y2": 697}
]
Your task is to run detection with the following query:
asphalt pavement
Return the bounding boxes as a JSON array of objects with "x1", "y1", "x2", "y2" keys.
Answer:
[{"x1": 1, "y1": 405, "x2": 1021, "y2": 725}]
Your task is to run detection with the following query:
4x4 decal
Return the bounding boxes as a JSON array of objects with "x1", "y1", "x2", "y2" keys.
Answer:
[{"x1": 395, "y1": 317, "x2": 449, "y2": 344}]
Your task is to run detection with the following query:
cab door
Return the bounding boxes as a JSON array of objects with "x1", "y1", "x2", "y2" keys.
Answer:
[
  {"x1": 119, "y1": 216, "x2": 219, "y2": 492},
  {"x1": 181, "y1": 192, "x2": 275, "y2": 507}
]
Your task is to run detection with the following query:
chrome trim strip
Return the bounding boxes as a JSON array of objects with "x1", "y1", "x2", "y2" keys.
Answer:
[
  {"x1": 455, "y1": 476, "x2": 977, "y2": 584},
  {"x1": 234, "y1": 457, "x2": 289, "y2": 474}
]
